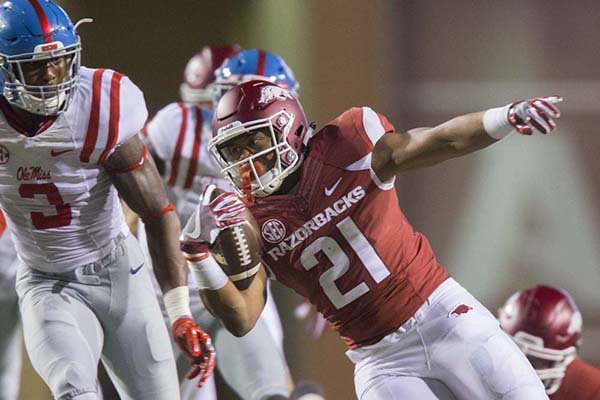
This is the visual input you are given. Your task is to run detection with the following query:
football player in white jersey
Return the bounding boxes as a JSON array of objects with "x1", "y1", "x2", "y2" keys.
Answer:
[
  {"x1": 0, "y1": 211, "x2": 21, "y2": 400},
  {"x1": 145, "y1": 47, "x2": 311, "y2": 400},
  {"x1": 0, "y1": 1, "x2": 213, "y2": 399}
]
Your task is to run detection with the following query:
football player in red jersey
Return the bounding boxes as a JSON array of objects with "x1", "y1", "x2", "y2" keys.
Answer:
[
  {"x1": 499, "y1": 285, "x2": 600, "y2": 399},
  {"x1": 143, "y1": 46, "x2": 319, "y2": 400},
  {"x1": 180, "y1": 79, "x2": 563, "y2": 399}
]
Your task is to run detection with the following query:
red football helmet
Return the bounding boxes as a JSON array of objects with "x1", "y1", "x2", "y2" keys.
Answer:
[
  {"x1": 209, "y1": 80, "x2": 310, "y2": 198},
  {"x1": 180, "y1": 44, "x2": 241, "y2": 104},
  {"x1": 498, "y1": 285, "x2": 582, "y2": 395}
]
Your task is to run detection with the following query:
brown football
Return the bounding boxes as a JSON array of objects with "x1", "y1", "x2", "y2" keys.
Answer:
[{"x1": 209, "y1": 188, "x2": 262, "y2": 290}]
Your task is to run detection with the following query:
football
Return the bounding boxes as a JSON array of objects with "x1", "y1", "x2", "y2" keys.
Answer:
[{"x1": 209, "y1": 188, "x2": 263, "y2": 290}]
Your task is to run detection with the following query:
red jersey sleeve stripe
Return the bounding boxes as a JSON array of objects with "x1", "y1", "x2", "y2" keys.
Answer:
[
  {"x1": 167, "y1": 103, "x2": 188, "y2": 187},
  {"x1": 98, "y1": 72, "x2": 125, "y2": 164},
  {"x1": 378, "y1": 113, "x2": 395, "y2": 134},
  {"x1": 27, "y1": 0, "x2": 52, "y2": 42},
  {"x1": 183, "y1": 107, "x2": 203, "y2": 189},
  {"x1": 80, "y1": 68, "x2": 106, "y2": 163}
]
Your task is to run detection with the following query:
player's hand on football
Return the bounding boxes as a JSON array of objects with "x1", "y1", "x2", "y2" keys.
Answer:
[
  {"x1": 180, "y1": 184, "x2": 248, "y2": 259},
  {"x1": 508, "y1": 95, "x2": 562, "y2": 135},
  {"x1": 294, "y1": 297, "x2": 329, "y2": 339},
  {"x1": 172, "y1": 316, "x2": 216, "y2": 387}
]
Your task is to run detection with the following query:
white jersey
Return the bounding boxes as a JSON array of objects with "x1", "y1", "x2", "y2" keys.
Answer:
[
  {"x1": 145, "y1": 102, "x2": 229, "y2": 222},
  {"x1": 0, "y1": 67, "x2": 147, "y2": 273},
  {"x1": 144, "y1": 104, "x2": 289, "y2": 400},
  {"x1": 0, "y1": 211, "x2": 17, "y2": 280}
]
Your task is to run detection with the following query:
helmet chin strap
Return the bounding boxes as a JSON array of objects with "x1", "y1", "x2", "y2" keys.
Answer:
[{"x1": 16, "y1": 89, "x2": 65, "y2": 115}]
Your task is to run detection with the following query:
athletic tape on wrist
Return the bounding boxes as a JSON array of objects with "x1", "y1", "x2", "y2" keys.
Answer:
[
  {"x1": 163, "y1": 286, "x2": 193, "y2": 325},
  {"x1": 188, "y1": 255, "x2": 229, "y2": 291},
  {"x1": 483, "y1": 104, "x2": 513, "y2": 140}
]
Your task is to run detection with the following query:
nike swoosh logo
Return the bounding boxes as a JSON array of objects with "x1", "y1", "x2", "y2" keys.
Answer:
[
  {"x1": 51, "y1": 149, "x2": 73, "y2": 157},
  {"x1": 324, "y1": 177, "x2": 342, "y2": 196},
  {"x1": 187, "y1": 209, "x2": 202, "y2": 240},
  {"x1": 130, "y1": 263, "x2": 144, "y2": 275}
]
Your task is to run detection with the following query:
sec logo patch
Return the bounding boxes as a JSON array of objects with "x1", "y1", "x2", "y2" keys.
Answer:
[{"x1": 261, "y1": 219, "x2": 286, "y2": 244}]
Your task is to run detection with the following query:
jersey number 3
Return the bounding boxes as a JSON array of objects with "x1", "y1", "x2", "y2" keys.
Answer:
[
  {"x1": 19, "y1": 183, "x2": 72, "y2": 229},
  {"x1": 301, "y1": 216, "x2": 390, "y2": 309}
]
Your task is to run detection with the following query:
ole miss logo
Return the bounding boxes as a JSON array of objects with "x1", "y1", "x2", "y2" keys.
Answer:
[
  {"x1": 0, "y1": 146, "x2": 9, "y2": 164},
  {"x1": 41, "y1": 43, "x2": 59, "y2": 52}
]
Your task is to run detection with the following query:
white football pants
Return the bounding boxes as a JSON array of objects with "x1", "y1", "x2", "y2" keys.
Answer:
[
  {"x1": 347, "y1": 278, "x2": 548, "y2": 400},
  {"x1": 16, "y1": 234, "x2": 179, "y2": 400}
]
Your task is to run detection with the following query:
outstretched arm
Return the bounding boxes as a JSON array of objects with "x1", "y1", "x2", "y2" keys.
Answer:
[{"x1": 372, "y1": 96, "x2": 562, "y2": 182}]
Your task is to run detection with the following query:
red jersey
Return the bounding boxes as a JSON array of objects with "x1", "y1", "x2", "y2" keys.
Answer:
[
  {"x1": 551, "y1": 358, "x2": 600, "y2": 400},
  {"x1": 249, "y1": 107, "x2": 449, "y2": 349}
]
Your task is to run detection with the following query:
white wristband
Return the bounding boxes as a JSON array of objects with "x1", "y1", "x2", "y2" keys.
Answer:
[
  {"x1": 188, "y1": 255, "x2": 229, "y2": 291},
  {"x1": 483, "y1": 104, "x2": 513, "y2": 140},
  {"x1": 163, "y1": 286, "x2": 193, "y2": 325}
]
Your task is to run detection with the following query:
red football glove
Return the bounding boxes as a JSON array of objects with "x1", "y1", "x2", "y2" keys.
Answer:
[
  {"x1": 508, "y1": 96, "x2": 562, "y2": 135},
  {"x1": 172, "y1": 316, "x2": 216, "y2": 387}
]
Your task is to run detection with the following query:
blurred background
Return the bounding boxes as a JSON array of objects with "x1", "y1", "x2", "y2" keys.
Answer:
[{"x1": 15, "y1": 0, "x2": 600, "y2": 399}]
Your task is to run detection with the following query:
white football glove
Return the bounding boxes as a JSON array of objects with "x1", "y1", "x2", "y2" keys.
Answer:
[
  {"x1": 508, "y1": 96, "x2": 562, "y2": 135},
  {"x1": 180, "y1": 185, "x2": 247, "y2": 259}
]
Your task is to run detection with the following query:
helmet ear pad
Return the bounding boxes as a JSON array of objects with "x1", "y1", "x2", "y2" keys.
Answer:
[
  {"x1": 210, "y1": 80, "x2": 309, "y2": 198},
  {"x1": 0, "y1": 0, "x2": 83, "y2": 115}
]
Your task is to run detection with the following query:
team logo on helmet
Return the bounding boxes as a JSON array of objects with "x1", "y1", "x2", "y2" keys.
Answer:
[
  {"x1": 261, "y1": 219, "x2": 286, "y2": 243},
  {"x1": 36, "y1": 42, "x2": 60, "y2": 52},
  {"x1": 258, "y1": 85, "x2": 293, "y2": 105}
]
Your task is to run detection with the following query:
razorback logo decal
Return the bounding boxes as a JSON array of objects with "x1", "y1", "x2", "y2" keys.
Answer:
[
  {"x1": 450, "y1": 304, "x2": 473, "y2": 317},
  {"x1": 258, "y1": 85, "x2": 293, "y2": 105}
]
